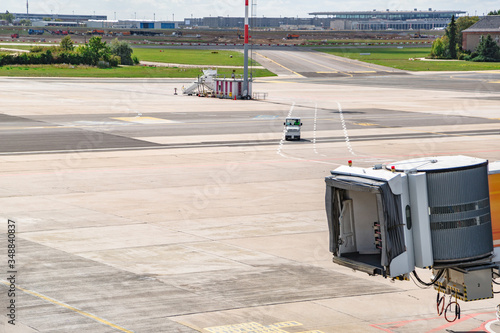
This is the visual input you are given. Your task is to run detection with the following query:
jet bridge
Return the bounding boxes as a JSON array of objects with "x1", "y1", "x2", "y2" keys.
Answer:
[{"x1": 325, "y1": 156, "x2": 499, "y2": 316}]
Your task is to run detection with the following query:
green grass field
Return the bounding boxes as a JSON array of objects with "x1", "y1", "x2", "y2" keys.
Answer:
[
  {"x1": 132, "y1": 48, "x2": 259, "y2": 66},
  {"x1": 3, "y1": 45, "x2": 499, "y2": 76},
  {"x1": 0, "y1": 64, "x2": 273, "y2": 78},
  {"x1": 318, "y1": 47, "x2": 500, "y2": 71},
  {"x1": 308, "y1": 39, "x2": 433, "y2": 45},
  {"x1": 0, "y1": 46, "x2": 271, "y2": 77}
]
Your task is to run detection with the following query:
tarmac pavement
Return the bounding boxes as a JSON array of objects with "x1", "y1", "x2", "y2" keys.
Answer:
[{"x1": 0, "y1": 70, "x2": 499, "y2": 332}]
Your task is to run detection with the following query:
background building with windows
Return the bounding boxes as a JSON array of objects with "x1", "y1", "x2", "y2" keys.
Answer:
[
  {"x1": 183, "y1": 9, "x2": 464, "y2": 30},
  {"x1": 462, "y1": 16, "x2": 500, "y2": 51},
  {"x1": 12, "y1": 13, "x2": 107, "y2": 22},
  {"x1": 86, "y1": 19, "x2": 178, "y2": 30},
  {"x1": 310, "y1": 9, "x2": 465, "y2": 30}
]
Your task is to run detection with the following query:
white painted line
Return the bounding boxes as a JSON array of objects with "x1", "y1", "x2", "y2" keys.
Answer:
[
  {"x1": 337, "y1": 101, "x2": 356, "y2": 156},
  {"x1": 485, "y1": 318, "x2": 499, "y2": 333}
]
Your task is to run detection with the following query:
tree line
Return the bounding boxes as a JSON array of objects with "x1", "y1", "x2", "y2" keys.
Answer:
[
  {"x1": 0, "y1": 36, "x2": 139, "y2": 68},
  {"x1": 0, "y1": 11, "x2": 14, "y2": 23}
]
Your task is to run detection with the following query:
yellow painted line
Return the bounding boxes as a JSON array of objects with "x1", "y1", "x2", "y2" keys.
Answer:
[
  {"x1": 0, "y1": 280, "x2": 133, "y2": 333},
  {"x1": 254, "y1": 51, "x2": 303, "y2": 77},
  {"x1": 177, "y1": 321, "x2": 204, "y2": 332},
  {"x1": 353, "y1": 122, "x2": 378, "y2": 126},
  {"x1": 490, "y1": 81, "x2": 500, "y2": 84}
]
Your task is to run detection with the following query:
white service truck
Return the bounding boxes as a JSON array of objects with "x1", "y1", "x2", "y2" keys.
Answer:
[{"x1": 284, "y1": 117, "x2": 302, "y2": 141}]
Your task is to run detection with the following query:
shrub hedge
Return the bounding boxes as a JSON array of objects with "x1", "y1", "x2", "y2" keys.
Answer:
[{"x1": 0, "y1": 37, "x2": 134, "y2": 67}]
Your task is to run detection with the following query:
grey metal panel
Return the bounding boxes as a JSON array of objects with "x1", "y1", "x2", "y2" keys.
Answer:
[
  {"x1": 430, "y1": 207, "x2": 491, "y2": 223},
  {"x1": 408, "y1": 173, "x2": 434, "y2": 268},
  {"x1": 426, "y1": 165, "x2": 489, "y2": 206},
  {"x1": 426, "y1": 164, "x2": 493, "y2": 263},
  {"x1": 431, "y1": 222, "x2": 493, "y2": 262}
]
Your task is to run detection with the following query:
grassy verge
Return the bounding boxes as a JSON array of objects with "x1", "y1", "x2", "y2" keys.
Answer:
[
  {"x1": 0, "y1": 64, "x2": 274, "y2": 78},
  {"x1": 0, "y1": 47, "x2": 272, "y2": 77},
  {"x1": 0, "y1": 45, "x2": 34, "y2": 50},
  {"x1": 132, "y1": 48, "x2": 259, "y2": 66},
  {"x1": 318, "y1": 47, "x2": 500, "y2": 71},
  {"x1": 308, "y1": 39, "x2": 433, "y2": 45}
]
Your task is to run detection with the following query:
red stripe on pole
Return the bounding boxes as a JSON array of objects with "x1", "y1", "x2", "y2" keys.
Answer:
[
  {"x1": 245, "y1": 0, "x2": 248, "y2": 5},
  {"x1": 244, "y1": 25, "x2": 249, "y2": 44}
]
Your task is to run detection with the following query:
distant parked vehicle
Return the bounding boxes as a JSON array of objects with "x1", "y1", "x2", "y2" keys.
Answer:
[
  {"x1": 28, "y1": 29, "x2": 44, "y2": 35},
  {"x1": 284, "y1": 117, "x2": 302, "y2": 140}
]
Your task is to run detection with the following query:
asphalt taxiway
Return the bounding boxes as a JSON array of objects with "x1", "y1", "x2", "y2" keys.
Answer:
[{"x1": 0, "y1": 56, "x2": 500, "y2": 333}]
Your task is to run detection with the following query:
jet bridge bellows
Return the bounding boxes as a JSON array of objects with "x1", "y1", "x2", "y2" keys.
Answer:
[
  {"x1": 393, "y1": 157, "x2": 493, "y2": 265},
  {"x1": 325, "y1": 156, "x2": 494, "y2": 279}
]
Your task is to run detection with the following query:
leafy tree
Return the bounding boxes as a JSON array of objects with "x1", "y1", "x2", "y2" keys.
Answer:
[
  {"x1": 488, "y1": 10, "x2": 500, "y2": 15},
  {"x1": 1, "y1": 11, "x2": 15, "y2": 24},
  {"x1": 430, "y1": 35, "x2": 450, "y2": 59},
  {"x1": 430, "y1": 15, "x2": 470, "y2": 59},
  {"x1": 456, "y1": 16, "x2": 480, "y2": 48},
  {"x1": 445, "y1": 15, "x2": 457, "y2": 59},
  {"x1": 472, "y1": 34, "x2": 500, "y2": 62},
  {"x1": 78, "y1": 36, "x2": 111, "y2": 65},
  {"x1": 60, "y1": 36, "x2": 74, "y2": 51},
  {"x1": 19, "y1": 19, "x2": 31, "y2": 26},
  {"x1": 110, "y1": 39, "x2": 134, "y2": 65}
]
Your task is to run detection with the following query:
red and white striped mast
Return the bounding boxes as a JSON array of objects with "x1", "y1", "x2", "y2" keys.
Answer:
[{"x1": 243, "y1": 0, "x2": 249, "y2": 98}]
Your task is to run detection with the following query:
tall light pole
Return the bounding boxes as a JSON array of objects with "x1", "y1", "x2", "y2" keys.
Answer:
[{"x1": 243, "y1": 0, "x2": 249, "y2": 98}]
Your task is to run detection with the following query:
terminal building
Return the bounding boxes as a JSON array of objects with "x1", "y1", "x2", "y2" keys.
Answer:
[
  {"x1": 12, "y1": 13, "x2": 107, "y2": 22},
  {"x1": 86, "y1": 20, "x2": 178, "y2": 30},
  {"x1": 310, "y1": 9, "x2": 466, "y2": 30},
  {"x1": 10, "y1": 9, "x2": 464, "y2": 31},
  {"x1": 9, "y1": 13, "x2": 179, "y2": 30},
  {"x1": 185, "y1": 16, "x2": 331, "y2": 29},
  {"x1": 184, "y1": 9, "x2": 465, "y2": 30}
]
